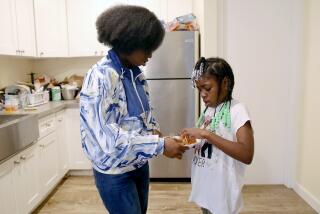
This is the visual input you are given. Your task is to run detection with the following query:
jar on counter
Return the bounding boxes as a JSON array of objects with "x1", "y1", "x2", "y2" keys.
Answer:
[
  {"x1": 4, "y1": 95, "x2": 19, "y2": 112},
  {"x1": 51, "y1": 86, "x2": 61, "y2": 101}
]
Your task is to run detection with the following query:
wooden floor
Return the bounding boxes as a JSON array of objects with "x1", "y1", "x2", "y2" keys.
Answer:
[{"x1": 33, "y1": 176, "x2": 317, "y2": 214}]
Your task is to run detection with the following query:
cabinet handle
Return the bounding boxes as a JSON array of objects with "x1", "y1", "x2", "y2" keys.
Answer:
[
  {"x1": 94, "y1": 51, "x2": 98, "y2": 55},
  {"x1": 39, "y1": 144, "x2": 45, "y2": 148},
  {"x1": 21, "y1": 154, "x2": 34, "y2": 160},
  {"x1": 16, "y1": 50, "x2": 20, "y2": 55},
  {"x1": 14, "y1": 160, "x2": 20, "y2": 164},
  {"x1": 21, "y1": 50, "x2": 25, "y2": 54},
  {"x1": 40, "y1": 52, "x2": 44, "y2": 56},
  {"x1": 58, "y1": 119, "x2": 62, "y2": 122}
]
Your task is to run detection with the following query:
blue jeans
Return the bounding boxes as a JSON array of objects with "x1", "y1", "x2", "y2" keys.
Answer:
[
  {"x1": 93, "y1": 163, "x2": 149, "y2": 214},
  {"x1": 202, "y1": 208, "x2": 213, "y2": 214}
]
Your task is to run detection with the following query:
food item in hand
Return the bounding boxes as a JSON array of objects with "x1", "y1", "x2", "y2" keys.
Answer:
[{"x1": 181, "y1": 135, "x2": 196, "y2": 145}]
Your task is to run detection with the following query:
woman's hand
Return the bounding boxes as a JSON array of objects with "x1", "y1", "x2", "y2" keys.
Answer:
[
  {"x1": 163, "y1": 137, "x2": 189, "y2": 159},
  {"x1": 181, "y1": 128, "x2": 207, "y2": 139}
]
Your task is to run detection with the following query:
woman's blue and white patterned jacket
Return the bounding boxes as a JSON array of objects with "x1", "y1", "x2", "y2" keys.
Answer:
[{"x1": 80, "y1": 49, "x2": 164, "y2": 174}]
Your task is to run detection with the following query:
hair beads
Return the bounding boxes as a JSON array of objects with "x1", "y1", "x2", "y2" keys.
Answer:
[{"x1": 196, "y1": 101, "x2": 231, "y2": 132}]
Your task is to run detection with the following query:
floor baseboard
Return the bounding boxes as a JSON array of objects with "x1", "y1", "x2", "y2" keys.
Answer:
[
  {"x1": 68, "y1": 170, "x2": 93, "y2": 176},
  {"x1": 294, "y1": 182, "x2": 320, "y2": 213}
]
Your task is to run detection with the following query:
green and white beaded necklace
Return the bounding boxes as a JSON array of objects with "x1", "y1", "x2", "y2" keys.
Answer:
[{"x1": 196, "y1": 101, "x2": 231, "y2": 132}]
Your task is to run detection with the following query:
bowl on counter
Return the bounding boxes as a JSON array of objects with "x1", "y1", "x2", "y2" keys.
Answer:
[{"x1": 61, "y1": 88, "x2": 78, "y2": 100}]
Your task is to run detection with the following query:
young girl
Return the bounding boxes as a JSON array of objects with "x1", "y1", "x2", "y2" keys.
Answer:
[{"x1": 181, "y1": 57, "x2": 254, "y2": 214}]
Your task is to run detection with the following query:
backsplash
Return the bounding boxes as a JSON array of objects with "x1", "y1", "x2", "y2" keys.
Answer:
[
  {"x1": 0, "y1": 56, "x2": 101, "y2": 89},
  {"x1": 0, "y1": 56, "x2": 33, "y2": 89},
  {"x1": 32, "y1": 57, "x2": 100, "y2": 82}
]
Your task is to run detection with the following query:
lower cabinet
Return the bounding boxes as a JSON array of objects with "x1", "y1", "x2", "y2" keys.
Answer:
[
  {"x1": 0, "y1": 108, "x2": 91, "y2": 213},
  {"x1": 56, "y1": 110, "x2": 69, "y2": 178},
  {"x1": 0, "y1": 159, "x2": 17, "y2": 214},
  {"x1": 13, "y1": 144, "x2": 41, "y2": 214},
  {"x1": 38, "y1": 131, "x2": 59, "y2": 195},
  {"x1": 66, "y1": 108, "x2": 91, "y2": 170}
]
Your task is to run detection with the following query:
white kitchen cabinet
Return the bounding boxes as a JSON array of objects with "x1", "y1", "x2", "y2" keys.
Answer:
[
  {"x1": 166, "y1": 0, "x2": 193, "y2": 21},
  {"x1": 129, "y1": 0, "x2": 193, "y2": 22},
  {"x1": 66, "y1": 108, "x2": 91, "y2": 169},
  {"x1": 128, "y1": 0, "x2": 166, "y2": 20},
  {"x1": 0, "y1": 0, "x2": 36, "y2": 56},
  {"x1": 38, "y1": 132, "x2": 59, "y2": 195},
  {"x1": 38, "y1": 114, "x2": 56, "y2": 141},
  {"x1": 15, "y1": 0, "x2": 37, "y2": 57},
  {"x1": 34, "y1": 0, "x2": 68, "y2": 57},
  {"x1": 13, "y1": 144, "x2": 41, "y2": 214},
  {"x1": 0, "y1": 159, "x2": 17, "y2": 214},
  {"x1": 67, "y1": 0, "x2": 168, "y2": 57},
  {"x1": 56, "y1": 110, "x2": 69, "y2": 178},
  {"x1": 67, "y1": 0, "x2": 127, "y2": 57},
  {"x1": 0, "y1": 0, "x2": 18, "y2": 56}
]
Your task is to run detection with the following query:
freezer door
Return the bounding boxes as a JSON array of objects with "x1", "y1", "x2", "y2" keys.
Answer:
[
  {"x1": 142, "y1": 31, "x2": 199, "y2": 79},
  {"x1": 147, "y1": 79, "x2": 196, "y2": 178},
  {"x1": 148, "y1": 79, "x2": 195, "y2": 136}
]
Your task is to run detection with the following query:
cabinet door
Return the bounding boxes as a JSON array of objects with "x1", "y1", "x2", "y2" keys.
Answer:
[
  {"x1": 128, "y1": 0, "x2": 165, "y2": 20},
  {"x1": 167, "y1": 0, "x2": 193, "y2": 21},
  {"x1": 13, "y1": 145, "x2": 40, "y2": 214},
  {"x1": 66, "y1": 0, "x2": 124, "y2": 57},
  {"x1": 0, "y1": 160, "x2": 17, "y2": 214},
  {"x1": 38, "y1": 132, "x2": 59, "y2": 194},
  {"x1": 15, "y1": 0, "x2": 36, "y2": 57},
  {"x1": 56, "y1": 110, "x2": 69, "y2": 177},
  {"x1": 34, "y1": 0, "x2": 68, "y2": 57},
  {"x1": 0, "y1": 0, "x2": 18, "y2": 55},
  {"x1": 66, "y1": 108, "x2": 91, "y2": 169},
  {"x1": 67, "y1": 0, "x2": 101, "y2": 57}
]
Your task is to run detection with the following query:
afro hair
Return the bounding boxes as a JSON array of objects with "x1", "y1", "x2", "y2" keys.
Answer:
[{"x1": 96, "y1": 5, "x2": 165, "y2": 54}]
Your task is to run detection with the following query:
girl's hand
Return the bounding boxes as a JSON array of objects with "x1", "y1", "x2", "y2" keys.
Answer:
[{"x1": 181, "y1": 128, "x2": 207, "y2": 139}]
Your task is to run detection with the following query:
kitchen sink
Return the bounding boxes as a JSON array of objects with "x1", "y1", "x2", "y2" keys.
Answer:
[
  {"x1": 0, "y1": 114, "x2": 39, "y2": 163},
  {"x1": 0, "y1": 114, "x2": 29, "y2": 125}
]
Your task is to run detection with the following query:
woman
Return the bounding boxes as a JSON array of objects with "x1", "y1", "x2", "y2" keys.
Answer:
[{"x1": 79, "y1": 5, "x2": 188, "y2": 214}]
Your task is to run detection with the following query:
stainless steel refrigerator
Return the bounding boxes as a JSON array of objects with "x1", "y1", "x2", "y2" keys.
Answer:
[{"x1": 143, "y1": 31, "x2": 199, "y2": 178}]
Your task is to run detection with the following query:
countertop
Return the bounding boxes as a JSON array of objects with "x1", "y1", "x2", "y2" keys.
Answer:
[{"x1": 0, "y1": 100, "x2": 79, "y2": 118}]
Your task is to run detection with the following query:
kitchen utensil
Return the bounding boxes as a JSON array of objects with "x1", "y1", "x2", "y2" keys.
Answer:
[{"x1": 61, "y1": 88, "x2": 77, "y2": 100}]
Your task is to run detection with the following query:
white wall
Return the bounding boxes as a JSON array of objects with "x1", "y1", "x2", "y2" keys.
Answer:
[
  {"x1": 0, "y1": 57, "x2": 97, "y2": 89},
  {"x1": 192, "y1": 0, "x2": 218, "y2": 58},
  {"x1": 0, "y1": 56, "x2": 33, "y2": 88},
  {"x1": 32, "y1": 57, "x2": 99, "y2": 81},
  {"x1": 294, "y1": 0, "x2": 320, "y2": 212},
  {"x1": 221, "y1": 0, "x2": 302, "y2": 184}
]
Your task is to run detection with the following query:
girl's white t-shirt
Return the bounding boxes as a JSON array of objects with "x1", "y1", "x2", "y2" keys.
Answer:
[{"x1": 189, "y1": 100, "x2": 251, "y2": 214}]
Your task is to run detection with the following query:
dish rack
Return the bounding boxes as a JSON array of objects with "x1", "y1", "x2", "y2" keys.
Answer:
[{"x1": 27, "y1": 91, "x2": 49, "y2": 107}]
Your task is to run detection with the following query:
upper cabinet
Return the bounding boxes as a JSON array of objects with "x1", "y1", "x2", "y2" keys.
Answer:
[
  {"x1": 34, "y1": 0, "x2": 68, "y2": 57},
  {"x1": 67, "y1": 0, "x2": 171, "y2": 57},
  {"x1": 0, "y1": 0, "x2": 194, "y2": 58},
  {"x1": 166, "y1": 0, "x2": 193, "y2": 21},
  {"x1": 15, "y1": 0, "x2": 37, "y2": 57},
  {"x1": 67, "y1": 0, "x2": 129, "y2": 57},
  {"x1": 128, "y1": 0, "x2": 166, "y2": 21},
  {"x1": 0, "y1": 0, "x2": 36, "y2": 57},
  {"x1": 67, "y1": 0, "x2": 104, "y2": 57}
]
